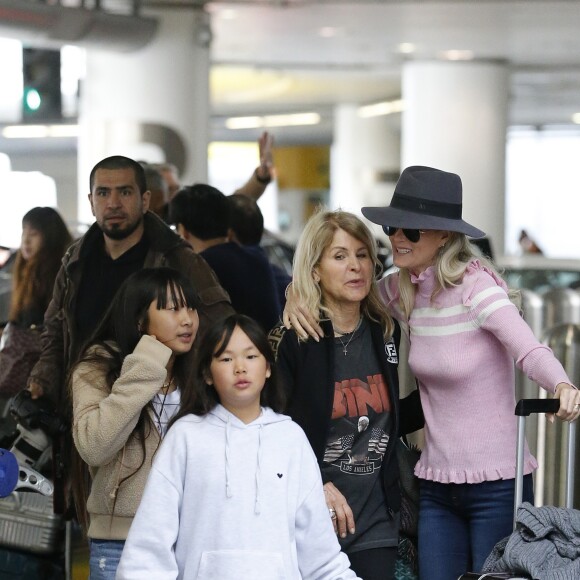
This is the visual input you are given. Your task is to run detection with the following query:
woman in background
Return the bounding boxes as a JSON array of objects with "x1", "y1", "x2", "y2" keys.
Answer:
[
  {"x1": 0, "y1": 207, "x2": 72, "y2": 398},
  {"x1": 9, "y1": 207, "x2": 72, "y2": 328}
]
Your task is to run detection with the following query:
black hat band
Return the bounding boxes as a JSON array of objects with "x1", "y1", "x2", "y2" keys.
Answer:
[{"x1": 391, "y1": 193, "x2": 462, "y2": 220}]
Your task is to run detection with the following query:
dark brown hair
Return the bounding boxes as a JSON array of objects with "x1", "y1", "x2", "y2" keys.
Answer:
[
  {"x1": 9, "y1": 207, "x2": 72, "y2": 323},
  {"x1": 170, "y1": 314, "x2": 285, "y2": 426}
]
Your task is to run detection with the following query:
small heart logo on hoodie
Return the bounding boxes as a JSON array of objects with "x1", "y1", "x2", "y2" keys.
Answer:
[{"x1": 277, "y1": 473, "x2": 283, "y2": 478}]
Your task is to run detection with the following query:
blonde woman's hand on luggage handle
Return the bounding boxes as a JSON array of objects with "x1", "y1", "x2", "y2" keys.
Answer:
[{"x1": 552, "y1": 382, "x2": 580, "y2": 423}]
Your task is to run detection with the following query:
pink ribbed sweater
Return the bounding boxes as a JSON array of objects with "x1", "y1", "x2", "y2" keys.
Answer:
[{"x1": 379, "y1": 260, "x2": 571, "y2": 484}]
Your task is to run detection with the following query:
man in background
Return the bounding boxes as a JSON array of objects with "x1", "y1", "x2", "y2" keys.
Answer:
[
  {"x1": 227, "y1": 193, "x2": 291, "y2": 310},
  {"x1": 27, "y1": 156, "x2": 232, "y2": 517},
  {"x1": 153, "y1": 131, "x2": 275, "y2": 215},
  {"x1": 170, "y1": 184, "x2": 281, "y2": 331},
  {"x1": 141, "y1": 163, "x2": 169, "y2": 218}
]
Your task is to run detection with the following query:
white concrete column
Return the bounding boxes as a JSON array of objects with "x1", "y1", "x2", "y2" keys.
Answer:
[
  {"x1": 77, "y1": 8, "x2": 211, "y2": 223},
  {"x1": 402, "y1": 60, "x2": 509, "y2": 254},
  {"x1": 0, "y1": 38, "x2": 22, "y2": 123},
  {"x1": 330, "y1": 104, "x2": 400, "y2": 223}
]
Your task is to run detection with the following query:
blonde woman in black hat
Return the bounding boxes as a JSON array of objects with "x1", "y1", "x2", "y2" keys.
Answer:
[{"x1": 283, "y1": 166, "x2": 580, "y2": 580}]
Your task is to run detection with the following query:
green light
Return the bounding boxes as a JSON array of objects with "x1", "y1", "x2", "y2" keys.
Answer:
[{"x1": 24, "y1": 88, "x2": 41, "y2": 111}]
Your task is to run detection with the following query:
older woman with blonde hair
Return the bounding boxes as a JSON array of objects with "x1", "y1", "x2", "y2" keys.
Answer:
[{"x1": 269, "y1": 209, "x2": 422, "y2": 580}]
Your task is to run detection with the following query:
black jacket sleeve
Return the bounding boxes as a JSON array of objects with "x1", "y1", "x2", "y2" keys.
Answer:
[{"x1": 398, "y1": 388, "x2": 424, "y2": 436}]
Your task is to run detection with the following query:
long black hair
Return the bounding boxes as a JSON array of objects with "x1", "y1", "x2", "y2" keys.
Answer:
[
  {"x1": 69, "y1": 267, "x2": 200, "y2": 534},
  {"x1": 171, "y1": 314, "x2": 285, "y2": 425},
  {"x1": 86, "y1": 266, "x2": 199, "y2": 361}
]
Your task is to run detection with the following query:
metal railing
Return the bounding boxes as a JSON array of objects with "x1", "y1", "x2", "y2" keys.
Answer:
[{"x1": 518, "y1": 287, "x2": 580, "y2": 508}]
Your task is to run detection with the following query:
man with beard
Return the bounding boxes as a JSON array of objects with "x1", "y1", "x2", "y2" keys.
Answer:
[
  {"x1": 27, "y1": 155, "x2": 232, "y2": 407},
  {"x1": 23, "y1": 156, "x2": 232, "y2": 527}
]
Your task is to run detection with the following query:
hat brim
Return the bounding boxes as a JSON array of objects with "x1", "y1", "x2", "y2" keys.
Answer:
[{"x1": 361, "y1": 206, "x2": 486, "y2": 239}]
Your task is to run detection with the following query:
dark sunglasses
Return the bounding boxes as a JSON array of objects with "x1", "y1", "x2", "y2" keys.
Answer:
[{"x1": 382, "y1": 226, "x2": 426, "y2": 243}]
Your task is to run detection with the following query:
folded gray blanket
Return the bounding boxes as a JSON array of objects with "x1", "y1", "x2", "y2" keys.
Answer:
[{"x1": 482, "y1": 502, "x2": 580, "y2": 579}]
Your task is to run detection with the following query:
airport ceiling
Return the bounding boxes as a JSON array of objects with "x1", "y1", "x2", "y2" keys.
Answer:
[
  {"x1": 193, "y1": 0, "x2": 580, "y2": 139},
  {"x1": 2, "y1": 0, "x2": 580, "y2": 143}
]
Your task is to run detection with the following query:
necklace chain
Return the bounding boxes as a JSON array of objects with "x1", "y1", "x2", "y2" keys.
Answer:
[
  {"x1": 335, "y1": 316, "x2": 363, "y2": 356},
  {"x1": 161, "y1": 376, "x2": 174, "y2": 392}
]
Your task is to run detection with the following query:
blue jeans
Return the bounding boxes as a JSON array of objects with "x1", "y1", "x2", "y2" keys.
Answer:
[
  {"x1": 89, "y1": 539, "x2": 126, "y2": 580},
  {"x1": 418, "y1": 475, "x2": 533, "y2": 580}
]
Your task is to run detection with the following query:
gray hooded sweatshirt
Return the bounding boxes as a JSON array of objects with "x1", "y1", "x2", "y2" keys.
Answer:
[{"x1": 117, "y1": 405, "x2": 360, "y2": 580}]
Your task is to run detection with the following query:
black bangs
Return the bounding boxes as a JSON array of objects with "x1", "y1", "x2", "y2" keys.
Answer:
[
  {"x1": 155, "y1": 277, "x2": 200, "y2": 311},
  {"x1": 211, "y1": 319, "x2": 237, "y2": 359}
]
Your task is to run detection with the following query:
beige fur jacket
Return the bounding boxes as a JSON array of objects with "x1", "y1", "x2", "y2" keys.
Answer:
[{"x1": 71, "y1": 334, "x2": 172, "y2": 540}]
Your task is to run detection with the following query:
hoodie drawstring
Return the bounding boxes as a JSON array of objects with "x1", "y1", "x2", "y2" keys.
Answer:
[
  {"x1": 223, "y1": 413, "x2": 263, "y2": 516},
  {"x1": 254, "y1": 424, "x2": 263, "y2": 515},
  {"x1": 225, "y1": 416, "x2": 232, "y2": 498}
]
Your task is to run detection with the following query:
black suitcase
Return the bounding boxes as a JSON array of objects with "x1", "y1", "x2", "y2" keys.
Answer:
[{"x1": 458, "y1": 399, "x2": 576, "y2": 580}]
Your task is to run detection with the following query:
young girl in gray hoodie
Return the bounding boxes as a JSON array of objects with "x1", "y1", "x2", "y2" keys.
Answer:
[{"x1": 117, "y1": 314, "x2": 360, "y2": 580}]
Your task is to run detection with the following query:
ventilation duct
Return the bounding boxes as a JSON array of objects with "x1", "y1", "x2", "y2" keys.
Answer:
[{"x1": 0, "y1": 0, "x2": 158, "y2": 52}]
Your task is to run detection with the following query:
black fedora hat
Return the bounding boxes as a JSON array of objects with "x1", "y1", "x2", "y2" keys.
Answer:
[{"x1": 362, "y1": 165, "x2": 485, "y2": 239}]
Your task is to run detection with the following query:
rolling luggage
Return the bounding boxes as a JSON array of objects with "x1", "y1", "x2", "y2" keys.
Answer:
[
  {"x1": 0, "y1": 409, "x2": 67, "y2": 578},
  {"x1": 0, "y1": 480, "x2": 67, "y2": 580},
  {"x1": 458, "y1": 399, "x2": 576, "y2": 580},
  {"x1": 0, "y1": 492, "x2": 63, "y2": 555}
]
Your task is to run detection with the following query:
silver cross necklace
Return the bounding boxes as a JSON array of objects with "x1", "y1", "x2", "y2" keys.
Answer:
[{"x1": 335, "y1": 316, "x2": 363, "y2": 356}]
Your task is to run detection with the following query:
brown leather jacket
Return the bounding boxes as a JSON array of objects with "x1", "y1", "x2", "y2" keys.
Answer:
[{"x1": 29, "y1": 211, "x2": 233, "y2": 408}]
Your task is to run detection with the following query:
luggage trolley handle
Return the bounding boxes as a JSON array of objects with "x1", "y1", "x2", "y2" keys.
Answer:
[{"x1": 514, "y1": 399, "x2": 576, "y2": 527}]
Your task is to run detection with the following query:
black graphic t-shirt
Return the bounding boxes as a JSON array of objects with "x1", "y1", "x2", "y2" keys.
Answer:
[{"x1": 321, "y1": 318, "x2": 399, "y2": 553}]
